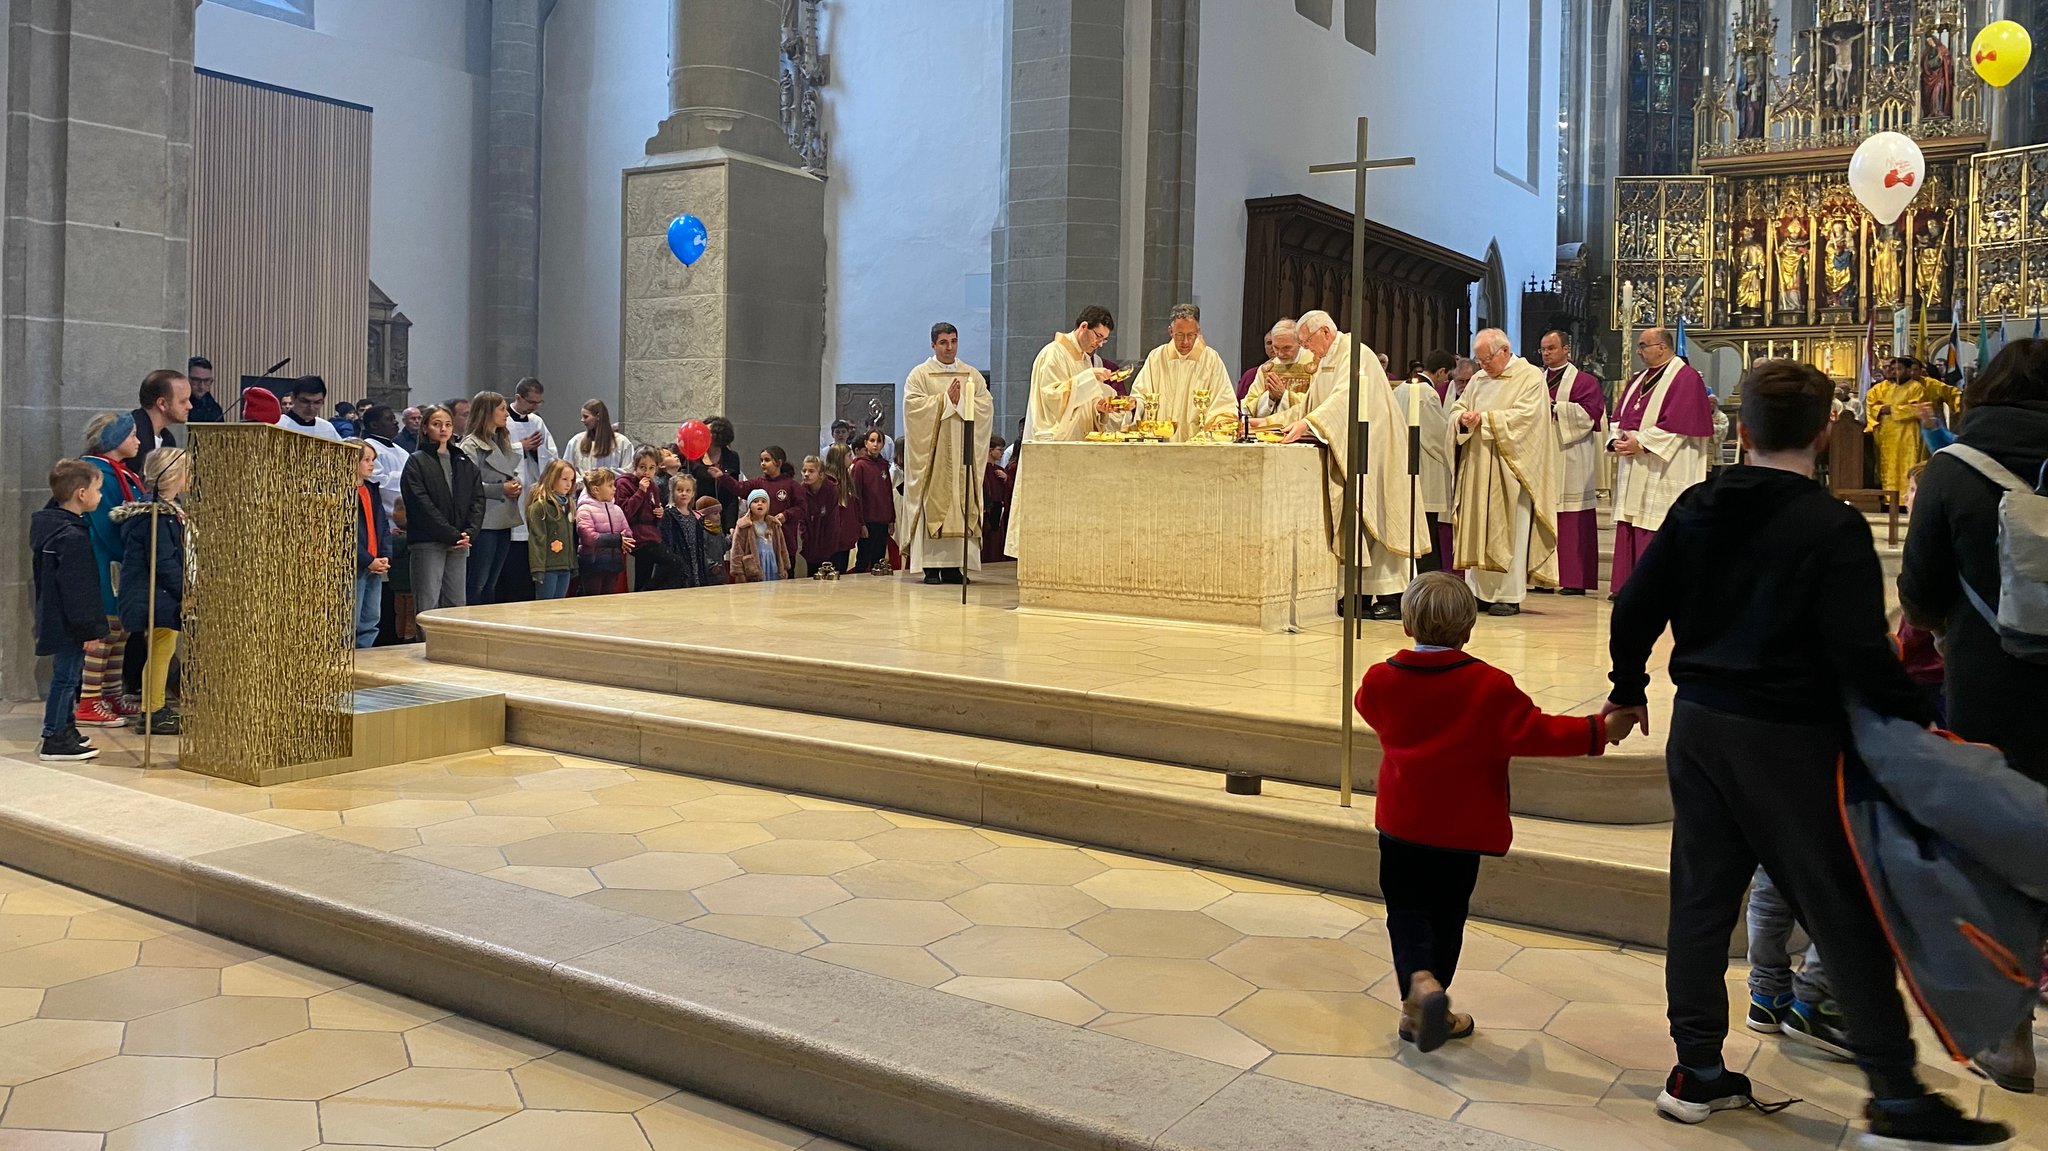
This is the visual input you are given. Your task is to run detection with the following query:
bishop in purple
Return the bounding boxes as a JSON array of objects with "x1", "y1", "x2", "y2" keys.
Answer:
[{"x1": 1607, "y1": 327, "x2": 1719, "y2": 593}]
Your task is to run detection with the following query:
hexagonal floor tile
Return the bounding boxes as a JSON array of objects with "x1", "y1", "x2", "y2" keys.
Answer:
[
  {"x1": 405, "y1": 1017, "x2": 554, "y2": 1070},
  {"x1": 1088, "y1": 1013, "x2": 1272, "y2": 1070},
  {"x1": 340, "y1": 799, "x2": 475, "y2": 829},
  {"x1": 510, "y1": 1051, "x2": 675, "y2": 1113},
  {"x1": 1201, "y1": 893, "x2": 1366, "y2": 939},
  {"x1": 105, "y1": 1097, "x2": 321, "y2": 1151},
  {"x1": 591, "y1": 853, "x2": 744, "y2": 892},
  {"x1": 760, "y1": 810, "x2": 895, "y2": 842},
  {"x1": 945, "y1": 884, "x2": 1105, "y2": 929},
  {"x1": 1223, "y1": 990, "x2": 1404, "y2": 1057},
  {"x1": 938, "y1": 976, "x2": 1103, "y2": 1027},
  {"x1": 0, "y1": 939, "x2": 139, "y2": 988},
  {"x1": 1071, "y1": 909, "x2": 1242, "y2": 959},
  {"x1": 962, "y1": 848, "x2": 1108, "y2": 886},
  {"x1": 803, "y1": 943, "x2": 957, "y2": 988},
  {"x1": 416, "y1": 815, "x2": 557, "y2": 848},
  {"x1": 1368, "y1": 969, "x2": 1567, "y2": 1031},
  {"x1": 1075, "y1": 869, "x2": 1228, "y2": 911},
  {"x1": 1257, "y1": 1054, "x2": 1468, "y2": 1118},
  {"x1": 36, "y1": 964, "x2": 218, "y2": 1021},
  {"x1": 804, "y1": 899, "x2": 969, "y2": 947},
  {"x1": 1407, "y1": 1028, "x2": 1623, "y2": 1106},
  {"x1": 929, "y1": 926, "x2": 1106, "y2": 980},
  {"x1": 1212, "y1": 937, "x2": 1389, "y2": 992},
  {"x1": 499, "y1": 832, "x2": 645, "y2": 869},
  {"x1": 548, "y1": 805, "x2": 683, "y2": 835},
  {"x1": 690, "y1": 914, "x2": 823, "y2": 953},
  {"x1": 728, "y1": 839, "x2": 875, "y2": 876},
  {"x1": 319, "y1": 1066, "x2": 522, "y2": 1146},
  {"x1": 1499, "y1": 949, "x2": 1666, "y2": 1006},
  {"x1": 636, "y1": 822, "x2": 774, "y2": 855},
  {"x1": 834, "y1": 860, "x2": 982, "y2": 902},
  {"x1": 694, "y1": 874, "x2": 851, "y2": 917},
  {"x1": 589, "y1": 778, "x2": 715, "y2": 807},
  {"x1": 306, "y1": 984, "x2": 450, "y2": 1032},
  {"x1": 1, "y1": 1054, "x2": 213, "y2": 1131},
  {"x1": 121, "y1": 993, "x2": 309, "y2": 1057},
  {"x1": 0, "y1": 913, "x2": 70, "y2": 953},
  {"x1": 218, "y1": 956, "x2": 351, "y2": 998},
  {"x1": 217, "y1": 1028, "x2": 410, "y2": 1099},
  {"x1": 857, "y1": 828, "x2": 995, "y2": 862},
  {"x1": 673, "y1": 794, "x2": 800, "y2": 823},
  {"x1": 0, "y1": 1017, "x2": 125, "y2": 1085},
  {"x1": 1067, "y1": 956, "x2": 1254, "y2": 1015}
]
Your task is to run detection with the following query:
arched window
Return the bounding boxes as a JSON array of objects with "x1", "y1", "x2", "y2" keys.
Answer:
[{"x1": 1478, "y1": 241, "x2": 1508, "y2": 333}]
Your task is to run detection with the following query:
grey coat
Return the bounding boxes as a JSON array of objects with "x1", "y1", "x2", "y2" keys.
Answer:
[
  {"x1": 462, "y1": 435, "x2": 525, "y2": 532},
  {"x1": 1843, "y1": 705, "x2": 2048, "y2": 1059}
]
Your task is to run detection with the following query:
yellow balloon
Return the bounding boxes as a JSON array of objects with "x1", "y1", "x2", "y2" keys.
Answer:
[{"x1": 1973, "y1": 20, "x2": 2033, "y2": 89}]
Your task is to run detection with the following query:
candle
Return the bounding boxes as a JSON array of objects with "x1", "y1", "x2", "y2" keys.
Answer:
[{"x1": 1408, "y1": 377, "x2": 1421, "y2": 426}]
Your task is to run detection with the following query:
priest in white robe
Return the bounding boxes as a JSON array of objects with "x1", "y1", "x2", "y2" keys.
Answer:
[
  {"x1": 1007, "y1": 305, "x2": 1121, "y2": 561},
  {"x1": 1391, "y1": 357, "x2": 1454, "y2": 574},
  {"x1": 1134, "y1": 303, "x2": 1235, "y2": 441},
  {"x1": 1450, "y1": 329, "x2": 1562, "y2": 616},
  {"x1": 902, "y1": 322, "x2": 994, "y2": 586},
  {"x1": 1280, "y1": 310, "x2": 1430, "y2": 620},
  {"x1": 1246, "y1": 319, "x2": 1315, "y2": 423},
  {"x1": 1608, "y1": 326, "x2": 1719, "y2": 593}
]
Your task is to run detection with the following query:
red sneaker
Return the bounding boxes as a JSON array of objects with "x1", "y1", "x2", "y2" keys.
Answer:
[
  {"x1": 112, "y1": 695, "x2": 142, "y2": 718},
  {"x1": 74, "y1": 698, "x2": 123, "y2": 727}
]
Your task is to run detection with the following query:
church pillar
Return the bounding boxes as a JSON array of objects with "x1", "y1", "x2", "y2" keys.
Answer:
[
  {"x1": 0, "y1": 0, "x2": 194, "y2": 699},
  {"x1": 479, "y1": 0, "x2": 543, "y2": 388},
  {"x1": 620, "y1": 0, "x2": 822, "y2": 461},
  {"x1": 990, "y1": 0, "x2": 1128, "y2": 424}
]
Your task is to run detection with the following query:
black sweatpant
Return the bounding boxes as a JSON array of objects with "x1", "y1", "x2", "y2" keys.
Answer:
[
  {"x1": 855, "y1": 523, "x2": 889, "y2": 572},
  {"x1": 1665, "y1": 700, "x2": 1922, "y2": 1099},
  {"x1": 1416, "y1": 512, "x2": 1444, "y2": 575},
  {"x1": 1379, "y1": 834, "x2": 1482, "y2": 999}
]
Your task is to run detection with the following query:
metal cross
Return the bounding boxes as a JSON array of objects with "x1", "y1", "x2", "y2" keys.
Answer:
[{"x1": 1308, "y1": 116, "x2": 1414, "y2": 811}]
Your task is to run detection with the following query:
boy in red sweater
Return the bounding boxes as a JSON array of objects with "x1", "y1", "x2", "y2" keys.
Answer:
[{"x1": 1356, "y1": 572, "x2": 1630, "y2": 1053}]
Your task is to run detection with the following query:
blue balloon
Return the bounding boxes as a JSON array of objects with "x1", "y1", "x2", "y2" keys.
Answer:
[{"x1": 667, "y1": 214, "x2": 708, "y2": 266}]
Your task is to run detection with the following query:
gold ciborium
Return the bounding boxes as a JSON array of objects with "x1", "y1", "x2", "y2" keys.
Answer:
[{"x1": 1189, "y1": 386, "x2": 1213, "y2": 441}]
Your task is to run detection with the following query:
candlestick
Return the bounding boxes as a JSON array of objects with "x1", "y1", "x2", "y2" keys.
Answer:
[{"x1": 1408, "y1": 377, "x2": 1421, "y2": 426}]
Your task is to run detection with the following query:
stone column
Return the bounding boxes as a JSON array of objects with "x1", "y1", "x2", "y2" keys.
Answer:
[
  {"x1": 1141, "y1": 0, "x2": 1198, "y2": 345},
  {"x1": 0, "y1": 0, "x2": 194, "y2": 699},
  {"x1": 989, "y1": 0, "x2": 1127, "y2": 424},
  {"x1": 620, "y1": 0, "x2": 823, "y2": 461},
  {"x1": 480, "y1": 0, "x2": 543, "y2": 388}
]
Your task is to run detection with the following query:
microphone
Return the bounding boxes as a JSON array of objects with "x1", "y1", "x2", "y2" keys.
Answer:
[{"x1": 261, "y1": 357, "x2": 292, "y2": 376}]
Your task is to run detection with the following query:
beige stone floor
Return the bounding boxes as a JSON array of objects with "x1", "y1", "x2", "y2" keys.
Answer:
[
  {"x1": 0, "y1": 865, "x2": 857, "y2": 1151},
  {"x1": 5, "y1": 708, "x2": 2037, "y2": 1151}
]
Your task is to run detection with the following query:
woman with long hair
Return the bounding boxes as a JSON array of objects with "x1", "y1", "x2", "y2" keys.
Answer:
[
  {"x1": 563, "y1": 399, "x2": 635, "y2": 480},
  {"x1": 459, "y1": 390, "x2": 523, "y2": 605}
]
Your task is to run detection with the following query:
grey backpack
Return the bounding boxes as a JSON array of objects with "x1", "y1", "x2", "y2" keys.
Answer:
[{"x1": 1939, "y1": 444, "x2": 2048, "y2": 664}]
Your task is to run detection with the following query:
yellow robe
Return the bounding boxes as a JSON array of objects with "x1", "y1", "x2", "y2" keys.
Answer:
[
  {"x1": 1449, "y1": 356, "x2": 1562, "y2": 587},
  {"x1": 1865, "y1": 377, "x2": 1961, "y2": 496}
]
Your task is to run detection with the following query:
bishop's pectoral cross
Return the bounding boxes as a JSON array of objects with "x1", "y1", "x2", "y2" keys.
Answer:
[{"x1": 1309, "y1": 116, "x2": 1414, "y2": 811}]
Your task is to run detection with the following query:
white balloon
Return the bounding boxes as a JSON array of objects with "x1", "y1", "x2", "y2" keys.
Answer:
[{"x1": 1848, "y1": 132, "x2": 1926, "y2": 226}]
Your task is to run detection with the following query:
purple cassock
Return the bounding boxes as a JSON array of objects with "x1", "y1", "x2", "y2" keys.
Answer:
[
  {"x1": 1237, "y1": 365, "x2": 1259, "y2": 401},
  {"x1": 1546, "y1": 365, "x2": 1606, "y2": 592},
  {"x1": 1608, "y1": 360, "x2": 1716, "y2": 592}
]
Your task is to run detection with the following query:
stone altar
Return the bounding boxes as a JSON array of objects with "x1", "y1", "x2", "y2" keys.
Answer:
[{"x1": 1011, "y1": 442, "x2": 1339, "y2": 631}]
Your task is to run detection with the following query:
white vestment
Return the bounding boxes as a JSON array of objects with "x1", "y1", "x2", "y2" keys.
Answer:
[
  {"x1": 503, "y1": 408, "x2": 557, "y2": 542},
  {"x1": 1135, "y1": 338, "x2": 1235, "y2": 442},
  {"x1": 1451, "y1": 356, "x2": 1563, "y2": 604},
  {"x1": 1297, "y1": 334, "x2": 1430, "y2": 596},
  {"x1": 1548, "y1": 364, "x2": 1605, "y2": 514},
  {"x1": 1245, "y1": 349, "x2": 1317, "y2": 420},
  {"x1": 1610, "y1": 360, "x2": 1716, "y2": 533},
  {"x1": 901, "y1": 357, "x2": 993, "y2": 573},
  {"x1": 1390, "y1": 378, "x2": 1453, "y2": 516},
  {"x1": 1009, "y1": 332, "x2": 1123, "y2": 561}
]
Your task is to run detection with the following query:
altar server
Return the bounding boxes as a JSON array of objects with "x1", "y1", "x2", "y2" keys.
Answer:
[
  {"x1": 1608, "y1": 327, "x2": 1718, "y2": 593},
  {"x1": 1538, "y1": 331, "x2": 1606, "y2": 595},
  {"x1": 1135, "y1": 304, "x2": 1235, "y2": 442},
  {"x1": 1392, "y1": 354, "x2": 1455, "y2": 574},
  {"x1": 1450, "y1": 330, "x2": 1560, "y2": 616},
  {"x1": 902, "y1": 322, "x2": 994, "y2": 585},
  {"x1": 1280, "y1": 310, "x2": 1430, "y2": 619}
]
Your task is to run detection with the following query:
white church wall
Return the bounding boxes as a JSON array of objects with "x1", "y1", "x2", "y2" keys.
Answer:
[
  {"x1": 1193, "y1": 0, "x2": 1563, "y2": 370},
  {"x1": 818, "y1": 0, "x2": 1006, "y2": 433},
  {"x1": 537, "y1": 0, "x2": 668, "y2": 421},
  {"x1": 195, "y1": 0, "x2": 479, "y2": 402}
]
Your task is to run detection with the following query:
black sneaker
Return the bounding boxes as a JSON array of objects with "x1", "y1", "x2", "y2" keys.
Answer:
[
  {"x1": 38, "y1": 732, "x2": 99, "y2": 762},
  {"x1": 1858, "y1": 1093, "x2": 2012, "y2": 1149},
  {"x1": 1782, "y1": 999, "x2": 1855, "y2": 1061},
  {"x1": 1747, "y1": 992, "x2": 1793, "y2": 1035},
  {"x1": 1655, "y1": 1066, "x2": 1797, "y2": 1124},
  {"x1": 922, "y1": 570, "x2": 943, "y2": 585},
  {"x1": 143, "y1": 709, "x2": 180, "y2": 737},
  {"x1": 1487, "y1": 602, "x2": 1521, "y2": 617}
]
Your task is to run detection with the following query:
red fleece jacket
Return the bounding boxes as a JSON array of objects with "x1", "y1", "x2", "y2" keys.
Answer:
[{"x1": 1355, "y1": 648, "x2": 1607, "y2": 856}]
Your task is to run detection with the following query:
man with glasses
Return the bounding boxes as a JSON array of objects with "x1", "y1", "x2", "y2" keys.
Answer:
[
  {"x1": 1607, "y1": 326, "x2": 1717, "y2": 594},
  {"x1": 186, "y1": 357, "x2": 223, "y2": 423},
  {"x1": 1006, "y1": 305, "x2": 1123, "y2": 562},
  {"x1": 1450, "y1": 330, "x2": 1561, "y2": 617}
]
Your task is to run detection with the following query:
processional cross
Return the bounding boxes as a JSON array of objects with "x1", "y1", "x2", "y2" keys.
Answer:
[{"x1": 1308, "y1": 116, "x2": 1414, "y2": 810}]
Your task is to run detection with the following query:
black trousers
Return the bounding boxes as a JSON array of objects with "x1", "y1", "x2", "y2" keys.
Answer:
[
  {"x1": 855, "y1": 523, "x2": 889, "y2": 572},
  {"x1": 496, "y1": 541, "x2": 534, "y2": 603},
  {"x1": 1379, "y1": 834, "x2": 1482, "y2": 999},
  {"x1": 1665, "y1": 700, "x2": 1922, "y2": 1098},
  {"x1": 1416, "y1": 512, "x2": 1444, "y2": 574},
  {"x1": 122, "y1": 630, "x2": 147, "y2": 696}
]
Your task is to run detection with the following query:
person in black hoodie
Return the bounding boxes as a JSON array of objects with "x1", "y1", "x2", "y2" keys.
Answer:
[
  {"x1": 113, "y1": 448, "x2": 188, "y2": 736},
  {"x1": 32, "y1": 460, "x2": 109, "y2": 761},
  {"x1": 400, "y1": 404, "x2": 484, "y2": 614},
  {"x1": 1899, "y1": 338, "x2": 2048, "y2": 1094},
  {"x1": 1606, "y1": 360, "x2": 2005, "y2": 1148}
]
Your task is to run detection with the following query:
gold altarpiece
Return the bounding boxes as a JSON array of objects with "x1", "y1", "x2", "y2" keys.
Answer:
[{"x1": 1609, "y1": 0, "x2": 2027, "y2": 377}]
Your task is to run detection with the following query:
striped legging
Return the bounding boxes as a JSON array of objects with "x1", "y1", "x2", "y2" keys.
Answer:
[{"x1": 81, "y1": 614, "x2": 127, "y2": 700}]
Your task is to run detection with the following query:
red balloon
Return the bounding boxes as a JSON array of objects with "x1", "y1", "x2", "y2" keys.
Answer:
[{"x1": 677, "y1": 419, "x2": 712, "y2": 460}]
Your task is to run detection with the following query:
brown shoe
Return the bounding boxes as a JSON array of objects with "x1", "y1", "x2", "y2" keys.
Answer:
[
  {"x1": 1972, "y1": 1018, "x2": 2038, "y2": 1094},
  {"x1": 1401, "y1": 1010, "x2": 1476, "y2": 1046},
  {"x1": 1402, "y1": 972, "x2": 1453, "y2": 1052}
]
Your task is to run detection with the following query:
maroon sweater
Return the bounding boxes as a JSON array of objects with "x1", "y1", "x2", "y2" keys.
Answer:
[
  {"x1": 799, "y1": 476, "x2": 862, "y2": 563},
  {"x1": 849, "y1": 455, "x2": 895, "y2": 525},
  {"x1": 1355, "y1": 649, "x2": 1606, "y2": 855},
  {"x1": 614, "y1": 473, "x2": 664, "y2": 544}
]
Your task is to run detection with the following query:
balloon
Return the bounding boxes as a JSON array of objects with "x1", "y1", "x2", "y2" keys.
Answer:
[
  {"x1": 1973, "y1": 21, "x2": 2033, "y2": 89},
  {"x1": 666, "y1": 214, "x2": 709, "y2": 266},
  {"x1": 677, "y1": 419, "x2": 711, "y2": 461},
  {"x1": 1848, "y1": 132, "x2": 1926, "y2": 226}
]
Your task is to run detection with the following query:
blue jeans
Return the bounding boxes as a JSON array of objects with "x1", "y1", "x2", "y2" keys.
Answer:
[
  {"x1": 1746, "y1": 866, "x2": 1831, "y2": 1002},
  {"x1": 354, "y1": 572, "x2": 386, "y2": 649},
  {"x1": 535, "y1": 570, "x2": 571, "y2": 600},
  {"x1": 467, "y1": 528, "x2": 512, "y2": 605},
  {"x1": 42, "y1": 643, "x2": 84, "y2": 739}
]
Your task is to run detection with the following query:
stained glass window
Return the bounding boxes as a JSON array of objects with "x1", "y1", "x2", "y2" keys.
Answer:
[{"x1": 1624, "y1": 0, "x2": 1703, "y2": 174}]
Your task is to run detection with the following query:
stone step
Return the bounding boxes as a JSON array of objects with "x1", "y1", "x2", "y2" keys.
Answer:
[
  {"x1": 0, "y1": 763, "x2": 1543, "y2": 1151},
  {"x1": 357, "y1": 648, "x2": 1674, "y2": 949},
  {"x1": 410, "y1": 607, "x2": 1673, "y2": 827}
]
